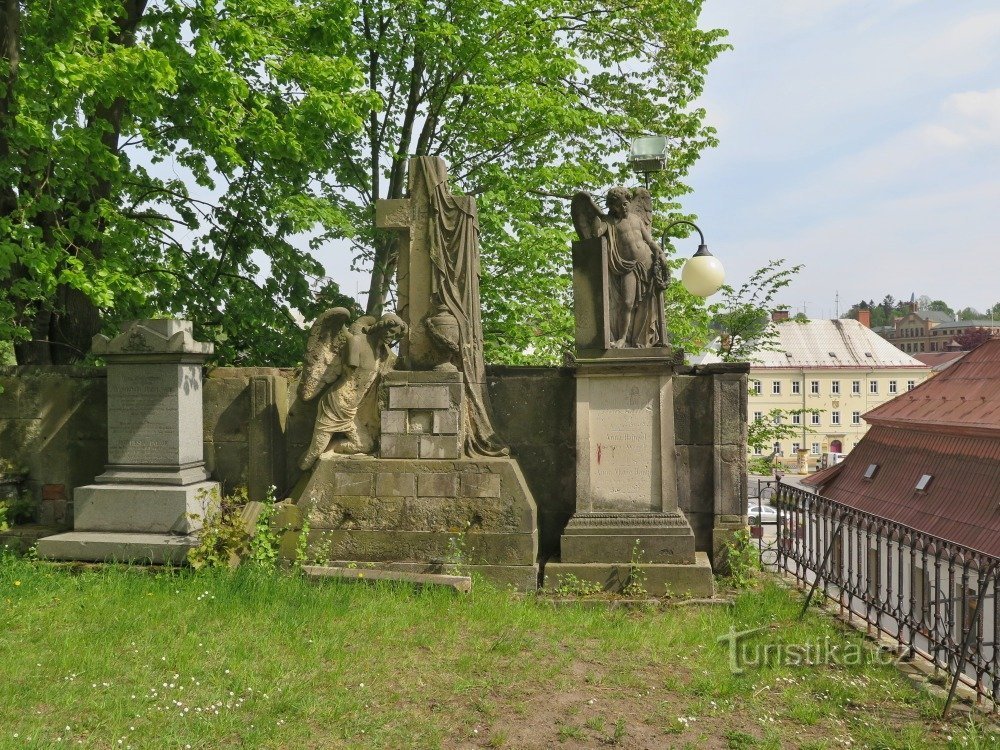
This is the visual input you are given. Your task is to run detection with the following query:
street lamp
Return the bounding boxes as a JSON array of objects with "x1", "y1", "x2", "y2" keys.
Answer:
[
  {"x1": 663, "y1": 220, "x2": 726, "y2": 298},
  {"x1": 629, "y1": 137, "x2": 725, "y2": 298}
]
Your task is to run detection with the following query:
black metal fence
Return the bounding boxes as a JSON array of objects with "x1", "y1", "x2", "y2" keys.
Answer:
[{"x1": 775, "y1": 482, "x2": 1000, "y2": 711}]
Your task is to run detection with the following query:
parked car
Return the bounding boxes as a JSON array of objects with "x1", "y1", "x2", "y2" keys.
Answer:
[{"x1": 747, "y1": 504, "x2": 778, "y2": 525}]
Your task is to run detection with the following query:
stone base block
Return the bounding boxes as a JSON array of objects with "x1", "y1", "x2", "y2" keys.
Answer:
[
  {"x1": 560, "y1": 534, "x2": 695, "y2": 564},
  {"x1": 288, "y1": 454, "x2": 539, "y2": 589},
  {"x1": 544, "y1": 552, "x2": 715, "y2": 597},
  {"x1": 36, "y1": 531, "x2": 199, "y2": 564},
  {"x1": 96, "y1": 463, "x2": 211, "y2": 486},
  {"x1": 73, "y1": 481, "x2": 219, "y2": 534},
  {"x1": 560, "y1": 511, "x2": 697, "y2": 564},
  {"x1": 320, "y1": 561, "x2": 537, "y2": 590}
]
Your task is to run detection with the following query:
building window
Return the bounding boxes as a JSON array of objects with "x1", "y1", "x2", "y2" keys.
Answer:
[
  {"x1": 792, "y1": 413, "x2": 801, "y2": 425},
  {"x1": 831, "y1": 380, "x2": 840, "y2": 395},
  {"x1": 811, "y1": 443, "x2": 820, "y2": 455},
  {"x1": 907, "y1": 380, "x2": 916, "y2": 391},
  {"x1": 752, "y1": 380, "x2": 761, "y2": 395},
  {"x1": 831, "y1": 411, "x2": 841, "y2": 425},
  {"x1": 772, "y1": 414, "x2": 782, "y2": 425},
  {"x1": 931, "y1": 343, "x2": 938, "y2": 351},
  {"x1": 870, "y1": 380, "x2": 879, "y2": 395},
  {"x1": 852, "y1": 380, "x2": 861, "y2": 394},
  {"x1": 889, "y1": 380, "x2": 898, "y2": 394},
  {"x1": 811, "y1": 412, "x2": 821, "y2": 426},
  {"x1": 852, "y1": 411, "x2": 861, "y2": 425},
  {"x1": 753, "y1": 445, "x2": 763, "y2": 456},
  {"x1": 753, "y1": 411, "x2": 763, "y2": 422},
  {"x1": 772, "y1": 380, "x2": 781, "y2": 395},
  {"x1": 791, "y1": 380, "x2": 801, "y2": 394},
  {"x1": 773, "y1": 442, "x2": 782, "y2": 456},
  {"x1": 792, "y1": 442, "x2": 800, "y2": 454},
  {"x1": 920, "y1": 342, "x2": 925, "y2": 352},
  {"x1": 810, "y1": 380, "x2": 819, "y2": 394}
]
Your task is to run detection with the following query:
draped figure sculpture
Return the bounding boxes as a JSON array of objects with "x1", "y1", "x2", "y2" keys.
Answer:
[{"x1": 570, "y1": 187, "x2": 669, "y2": 349}]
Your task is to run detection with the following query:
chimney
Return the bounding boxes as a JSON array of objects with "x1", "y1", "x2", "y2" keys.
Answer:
[
  {"x1": 857, "y1": 303, "x2": 871, "y2": 328},
  {"x1": 771, "y1": 309, "x2": 790, "y2": 323}
]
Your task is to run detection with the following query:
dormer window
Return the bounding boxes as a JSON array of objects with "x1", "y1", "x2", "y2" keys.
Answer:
[
  {"x1": 915, "y1": 474, "x2": 933, "y2": 492},
  {"x1": 863, "y1": 464, "x2": 878, "y2": 480}
]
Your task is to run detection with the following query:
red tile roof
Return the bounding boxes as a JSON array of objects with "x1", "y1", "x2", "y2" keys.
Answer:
[
  {"x1": 800, "y1": 462, "x2": 843, "y2": 488},
  {"x1": 818, "y1": 425, "x2": 1000, "y2": 557},
  {"x1": 864, "y1": 340, "x2": 1000, "y2": 436},
  {"x1": 816, "y1": 339, "x2": 1000, "y2": 556}
]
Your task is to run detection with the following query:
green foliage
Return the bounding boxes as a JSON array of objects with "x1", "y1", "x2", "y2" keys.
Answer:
[
  {"x1": 553, "y1": 572, "x2": 603, "y2": 597},
  {"x1": 339, "y1": 0, "x2": 729, "y2": 363},
  {"x1": 187, "y1": 486, "x2": 281, "y2": 571},
  {"x1": 622, "y1": 538, "x2": 648, "y2": 598},
  {"x1": 0, "y1": 491, "x2": 35, "y2": 531},
  {"x1": 747, "y1": 407, "x2": 819, "y2": 464},
  {"x1": 2, "y1": 0, "x2": 728, "y2": 366},
  {"x1": 721, "y1": 529, "x2": 760, "y2": 589},
  {"x1": 712, "y1": 260, "x2": 803, "y2": 362},
  {"x1": 444, "y1": 523, "x2": 471, "y2": 577},
  {"x1": 2, "y1": 0, "x2": 371, "y2": 365}
]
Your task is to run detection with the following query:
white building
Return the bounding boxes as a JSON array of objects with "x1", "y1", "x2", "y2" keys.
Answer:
[{"x1": 746, "y1": 316, "x2": 928, "y2": 466}]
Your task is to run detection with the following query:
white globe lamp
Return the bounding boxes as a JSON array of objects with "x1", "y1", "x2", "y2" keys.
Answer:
[{"x1": 681, "y1": 245, "x2": 725, "y2": 297}]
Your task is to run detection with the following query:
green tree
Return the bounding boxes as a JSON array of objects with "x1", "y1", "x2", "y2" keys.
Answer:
[
  {"x1": 2, "y1": 0, "x2": 371, "y2": 365},
  {"x1": 928, "y1": 299, "x2": 954, "y2": 317},
  {"x1": 334, "y1": 0, "x2": 728, "y2": 363},
  {"x1": 957, "y1": 306, "x2": 984, "y2": 321},
  {"x1": 712, "y1": 259, "x2": 802, "y2": 363}
]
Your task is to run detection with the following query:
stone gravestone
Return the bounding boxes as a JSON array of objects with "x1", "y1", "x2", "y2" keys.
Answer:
[
  {"x1": 544, "y1": 188, "x2": 715, "y2": 596},
  {"x1": 287, "y1": 156, "x2": 539, "y2": 589},
  {"x1": 38, "y1": 320, "x2": 219, "y2": 563}
]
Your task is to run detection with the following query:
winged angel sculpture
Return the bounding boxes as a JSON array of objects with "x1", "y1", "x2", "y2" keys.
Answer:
[
  {"x1": 571, "y1": 187, "x2": 669, "y2": 348},
  {"x1": 297, "y1": 308, "x2": 408, "y2": 470}
]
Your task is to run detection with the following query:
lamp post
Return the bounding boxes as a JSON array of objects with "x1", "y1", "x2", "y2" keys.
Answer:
[
  {"x1": 663, "y1": 220, "x2": 725, "y2": 298},
  {"x1": 629, "y1": 137, "x2": 725, "y2": 298}
]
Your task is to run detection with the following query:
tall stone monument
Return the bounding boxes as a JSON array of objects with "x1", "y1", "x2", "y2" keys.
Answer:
[
  {"x1": 38, "y1": 320, "x2": 219, "y2": 563},
  {"x1": 289, "y1": 156, "x2": 538, "y2": 588},
  {"x1": 544, "y1": 188, "x2": 715, "y2": 595}
]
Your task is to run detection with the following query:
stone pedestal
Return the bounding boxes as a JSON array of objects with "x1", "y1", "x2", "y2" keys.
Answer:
[
  {"x1": 290, "y1": 456, "x2": 538, "y2": 589},
  {"x1": 545, "y1": 356, "x2": 714, "y2": 596},
  {"x1": 38, "y1": 320, "x2": 219, "y2": 564}
]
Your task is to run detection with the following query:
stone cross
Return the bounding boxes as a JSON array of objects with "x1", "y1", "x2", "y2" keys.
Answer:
[{"x1": 375, "y1": 157, "x2": 475, "y2": 371}]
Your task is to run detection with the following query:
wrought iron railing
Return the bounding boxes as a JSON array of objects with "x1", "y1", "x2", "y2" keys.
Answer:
[{"x1": 775, "y1": 482, "x2": 1000, "y2": 714}]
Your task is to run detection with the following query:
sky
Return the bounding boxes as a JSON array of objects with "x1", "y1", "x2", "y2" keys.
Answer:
[{"x1": 686, "y1": 0, "x2": 1000, "y2": 319}]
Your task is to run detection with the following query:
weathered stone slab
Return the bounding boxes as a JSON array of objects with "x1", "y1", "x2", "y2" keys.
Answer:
[
  {"x1": 418, "y1": 435, "x2": 460, "y2": 459},
  {"x1": 37, "y1": 531, "x2": 199, "y2": 565},
  {"x1": 389, "y1": 385, "x2": 450, "y2": 410},
  {"x1": 544, "y1": 552, "x2": 714, "y2": 597},
  {"x1": 460, "y1": 473, "x2": 501, "y2": 498},
  {"x1": 375, "y1": 472, "x2": 415, "y2": 497},
  {"x1": 417, "y1": 472, "x2": 458, "y2": 497},
  {"x1": 380, "y1": 435, "x2": 420, "y2": 459},
  {"x1": 303, "y1": 565, "x2": 472, "y2": 593}
]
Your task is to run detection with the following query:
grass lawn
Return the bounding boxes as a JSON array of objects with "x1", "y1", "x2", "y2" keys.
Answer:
[{"x1": 1, "y1": 556, "x2": 997, "y2": 749}]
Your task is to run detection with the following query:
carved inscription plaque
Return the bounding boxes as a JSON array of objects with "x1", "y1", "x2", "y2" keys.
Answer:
[
  {"x1": 587, "y1": 376, "x2": 660, "y2": 512},
  {"x1": 106, "y1": 364, "x2": 199, "y2": 466}
]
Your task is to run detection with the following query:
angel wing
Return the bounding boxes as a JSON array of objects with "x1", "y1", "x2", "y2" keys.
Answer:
[
  {"x1": 298, "y1": 307, "x2": 352, "y2": 402},
  {"x1": 570, "y1": 192, "x2": 607, "y2": 240},
  {"x1": 628, "y1": 187, "x2": 654, "y2": 230}
]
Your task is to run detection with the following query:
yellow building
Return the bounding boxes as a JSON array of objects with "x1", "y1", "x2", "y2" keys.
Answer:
[{"x1": 746, "y1": 318, "x2": 929, "y2": 468}]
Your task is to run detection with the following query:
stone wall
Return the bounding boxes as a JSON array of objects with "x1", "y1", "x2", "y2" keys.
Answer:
[{"x1": 0, "y1": 363, "x2": 747, "y2": 563}]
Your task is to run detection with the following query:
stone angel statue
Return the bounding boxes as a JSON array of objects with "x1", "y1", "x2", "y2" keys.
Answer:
[
  {"x1": 570, "y1": 187, "x2": 669, "y2": 348},
  {"x1": 297, "y1": 308, "x2": 408, "y2": 470}
]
